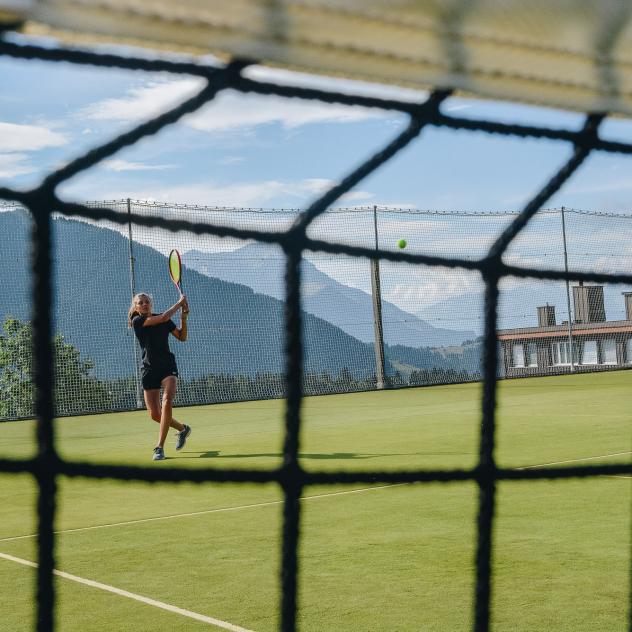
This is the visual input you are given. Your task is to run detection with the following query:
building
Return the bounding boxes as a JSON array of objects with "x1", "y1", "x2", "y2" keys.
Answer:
[{"x1": 498, "y1": 284, "x2": 632, "y2": 376}]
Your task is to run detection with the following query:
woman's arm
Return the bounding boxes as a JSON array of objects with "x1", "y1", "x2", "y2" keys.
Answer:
[
  {"x1": 142, "y1": 296, "x2": 187, "y2": 327},
  {"x1": 171, "y1": 299, "x2": 189, "y2": 341}
]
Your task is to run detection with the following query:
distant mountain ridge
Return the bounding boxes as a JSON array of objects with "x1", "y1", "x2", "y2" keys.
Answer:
[
  {"x1": 0, "y1": 211, "x2": 481, "y2": 382},
  {"x1": 185, "y1": 243, "x2": 475, "y2": 348},
  {"x1": 0, "y1": 211, "x2": 376, "y2": 379}
]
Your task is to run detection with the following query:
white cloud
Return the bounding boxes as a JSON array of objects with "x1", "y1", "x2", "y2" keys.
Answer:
[
  {"x1": 80, "y1": 77, "x2": 393, "y2": 132},
  {"x1": 244, "y1": 66, "x2": 428, "y2": 103},
  {"x1": 102, "y1": 159, "x2": 176, "y2": 172},
  {"x1": 73, "y1": 182, "x2": 278, "y2": 208},
  {"x1": 339, "y1": 190, "x2": 374, "y2": 202},
  {"x1": 306, "y1": 256, "x2": 485, "y2": 314},
  {"x1": 300, "y1": 178, "x2": 333, "y2": 194},
  {"x1": 65, "y1": 177, "x2": 373, "y2": 209},
  {"x1": 0, "y1": 122, "x2": 68, "y2": 151},
  {"x1": 280, "y1": 177, "x2": 374, "y2": 203},
  {"x1": 307, "y1": 213, "x2": 508, "y2": 255},
  {"x1": 0, "y1": 153, "x2": 33, "y2": 177},
  {"x1": 385, "y1": 272, "x2": 482, "y2": 311},
  {"x1": 81, "y1": 79, "x2": 204, "y2": 122},
  {"x1": 444, "y1": 104, "x2": 476, "y2": 113},
  {"x1": 189, "y1": 91, "x2": 387, "y2": 131}
]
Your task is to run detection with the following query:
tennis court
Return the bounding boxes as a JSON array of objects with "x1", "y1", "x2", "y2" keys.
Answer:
[{"x1": 1, "y1": 371, "x2": 630, "y2": 631}]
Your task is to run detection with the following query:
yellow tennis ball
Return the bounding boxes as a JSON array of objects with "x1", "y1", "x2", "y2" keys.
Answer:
[{"x1": 397, "y1": 239, "x2": 407, "y2": 249}]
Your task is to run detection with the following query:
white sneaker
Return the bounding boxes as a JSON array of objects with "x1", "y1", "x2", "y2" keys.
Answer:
[
  {"x1": 152, "y1": 446, "x2": 165, "y2": 461},
  {"x1": 175, "y1": 425, "x2": 191, "y2": 451}
]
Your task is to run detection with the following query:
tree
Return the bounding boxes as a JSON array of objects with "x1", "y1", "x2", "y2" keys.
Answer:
[
  {"x1": 0, "y1": 317, "x2": 112, "y2": 419},
  {"x1": 0, "y1": 318, "x2": 34, "y2": 418}
]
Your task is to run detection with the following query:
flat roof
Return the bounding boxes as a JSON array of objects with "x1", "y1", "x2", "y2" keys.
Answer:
[{"x1": 498, "y1": 319, "x2": 632, "y2": 340}]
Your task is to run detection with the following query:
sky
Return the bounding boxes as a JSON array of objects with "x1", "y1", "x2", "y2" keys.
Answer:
[
  {"x1": 5, "y1": 32, "x2": 632, "y2": 213},
  {"x1": 3, "y1": 33, "x2": 632, "y2": 325}
]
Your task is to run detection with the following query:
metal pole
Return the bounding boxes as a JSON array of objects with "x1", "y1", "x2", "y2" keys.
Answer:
[
  {"x1": 370, "y1": 205, "x2": 387, "y2": 389},
  {"x1": 561, "y1": 206, "x2": 575, "y2": 371},
  {"x1": 127, "y1": 198, "x2": 144, "y2": 406}
]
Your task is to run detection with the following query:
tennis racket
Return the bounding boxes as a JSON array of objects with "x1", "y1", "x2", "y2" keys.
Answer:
[{"x1": 168, "y1": 249, "x2": 184, "y2": 296}]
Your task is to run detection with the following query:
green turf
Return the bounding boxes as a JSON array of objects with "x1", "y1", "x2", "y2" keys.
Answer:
[{"x1": 0, "y1": 371, "x2": 630, "y2": 631}]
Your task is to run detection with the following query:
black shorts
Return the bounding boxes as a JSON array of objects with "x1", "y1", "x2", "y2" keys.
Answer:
[{"x1": 141, "y1": 365, "x2": 179, "y2": 390}]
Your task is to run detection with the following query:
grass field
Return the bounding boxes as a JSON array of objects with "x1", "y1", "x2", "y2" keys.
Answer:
[{"x1": 1, "y1": 371, "x2": 631, "y2": 631}]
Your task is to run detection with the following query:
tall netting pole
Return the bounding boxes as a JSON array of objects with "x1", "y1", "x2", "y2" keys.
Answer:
[
  {"x1": 126, "y1": 198, "x2": 143, "y2": 407},
  {"x1": 370, "y1": 205, "x2": 387, "y2": 389},
  {"x1": 561, "y1": 206, "x2": 575, "y2": 371}
]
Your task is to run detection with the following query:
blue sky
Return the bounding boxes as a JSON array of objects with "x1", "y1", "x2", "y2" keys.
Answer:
[
  {"x1": 4, "y1": 33, "x2": 632, "y2": 213},
  {"x1": 3, "y1": 35, "x2": 632, "y2": 325}
]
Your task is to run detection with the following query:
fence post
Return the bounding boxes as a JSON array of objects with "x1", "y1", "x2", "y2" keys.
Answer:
[
  {"x1": 561, "y1": 206, "x2": 575, "y2": 371},
  {"x1": 126, "y1": 198, "x2": 144, "y2": 407},
  {"x1": 370, "y1": 205, "x2": 387, "y2": 389}
]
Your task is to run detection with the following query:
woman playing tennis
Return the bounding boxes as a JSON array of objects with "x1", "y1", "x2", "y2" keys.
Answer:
[{"x1": 128, "y1": 292, "x2": 191, "y2": 461}]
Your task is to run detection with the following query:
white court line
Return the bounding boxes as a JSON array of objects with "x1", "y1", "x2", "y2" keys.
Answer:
[
  {"x1": 0, "y1": 552, "x2": 254, "y2": 631},
  {"x1": 0, "y1": 483, "x2": 406, "y2": 543},
  {"x1": 3, "y1": 451, "x2": 630, "y2": 545},
  {"x1": 515, "y1": 451, "x2": 632, "y2": 470},
  {"x1": 3, "y1": 451, "x2": 631, "y2": 545}
]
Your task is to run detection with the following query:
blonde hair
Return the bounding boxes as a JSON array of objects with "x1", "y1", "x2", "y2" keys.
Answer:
[{"x1": 128, "y1": 293, "x2": 152, "y2": 327}]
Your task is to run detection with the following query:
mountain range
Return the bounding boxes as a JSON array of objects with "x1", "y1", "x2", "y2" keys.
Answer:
[
  {"x1": 0, "y1": 211, "x2": 481, "y2": 382},
  {"x1": 185, "y1": 243, "x2": 475, "y2": 348}
]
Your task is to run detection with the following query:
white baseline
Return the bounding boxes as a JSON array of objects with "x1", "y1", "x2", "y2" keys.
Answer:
[
  {"x1": 0, "y1": 551, "x2": 254, "y2": 632},
  {"x1": 516, "y1": 451, "x2": 632, "y2": 470},
  {"x1": 2, "y1": 451, "x2": 630, "y2": 545},
  {"x1": 0, "y1": 483, "x2": 406, "y2": 543}
]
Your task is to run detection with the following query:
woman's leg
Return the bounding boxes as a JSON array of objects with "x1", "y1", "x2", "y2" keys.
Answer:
[
  {"x1": 157, "y1": 376, "x2": 183, "y2": 447},
  {"x1": 144, "y1": 387, "x2": 184, "y2": 431},
  {"x1": 144, "y1": 389, "x2": 161, "y2": 424}
]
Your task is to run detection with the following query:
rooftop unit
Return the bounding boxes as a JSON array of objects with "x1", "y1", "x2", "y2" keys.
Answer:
[
  {"x1": 572, "y1": 282, "x2": 605, "y2": 324},
  {"x1": 537, "y1": 304, "x2": 556, "y2": 327},
  {"x1": 623, "y1": 292, "x2": 632, "y2": 321}
]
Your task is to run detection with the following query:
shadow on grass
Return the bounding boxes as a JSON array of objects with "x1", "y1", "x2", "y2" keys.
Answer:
[{"x1": 178, "y1": 451, "x2": 469, "y2": 460}]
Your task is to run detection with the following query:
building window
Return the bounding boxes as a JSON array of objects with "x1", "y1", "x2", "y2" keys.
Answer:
[
  {"x1": 512, "y1": 343, "x2": 525, "y2": 367},
  {"x1": 601, "y1": 339, "x2": 617, "y2": 364},
  {"x1": 627, "y1": 338, "x2": 632, "y2": 364},
  {"x1": 551, "y1": 341, "x2": 576, "y2": 366},
  {"x1": 581, "y1": 340, "x2": 598, "y2": 365},
  {"x1": 526, "y1": 343, "x2": 538, "y2": 367}
]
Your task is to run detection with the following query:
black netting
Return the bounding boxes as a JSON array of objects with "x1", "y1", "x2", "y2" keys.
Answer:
[{"x1": 1, "y1": 33, "x2": 632, "y2": 632}]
